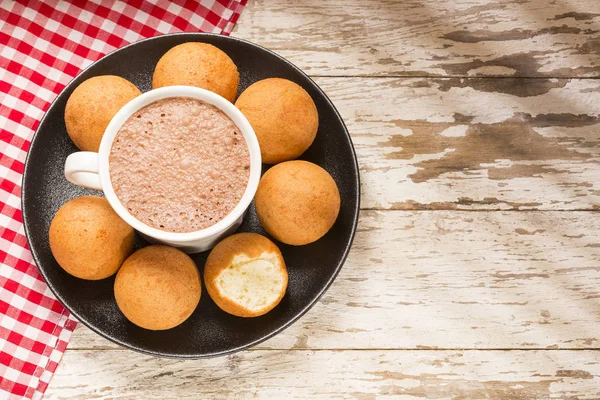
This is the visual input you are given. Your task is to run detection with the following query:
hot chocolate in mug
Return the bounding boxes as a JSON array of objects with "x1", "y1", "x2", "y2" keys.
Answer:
[{"x1": 64, "y1": 86, "x2": 262, "y2": 253}]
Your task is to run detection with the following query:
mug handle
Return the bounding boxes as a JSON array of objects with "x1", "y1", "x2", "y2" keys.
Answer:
[{"x1": 64, "y1": 152, "x2": 102, "y2": 190}]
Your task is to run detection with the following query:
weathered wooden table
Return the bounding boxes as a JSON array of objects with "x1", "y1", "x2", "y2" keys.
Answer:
[{"x1": 46, "y1": 0, "x2": 600, "y2": 398}]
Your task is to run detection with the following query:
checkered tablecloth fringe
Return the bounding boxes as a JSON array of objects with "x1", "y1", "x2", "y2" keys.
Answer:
[{"x1": 0, "y1": 1, "x2": 246, "y2": 398}]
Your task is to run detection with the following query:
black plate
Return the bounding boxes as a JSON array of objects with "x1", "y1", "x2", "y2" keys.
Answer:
[{"x1": 22, "y1": 33, "x2": 360, "y2": 358}]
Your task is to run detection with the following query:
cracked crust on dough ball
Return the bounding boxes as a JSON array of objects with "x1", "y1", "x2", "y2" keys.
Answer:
[{"x1": 204, "y1": 233, "x2": 287, "y2": 317}]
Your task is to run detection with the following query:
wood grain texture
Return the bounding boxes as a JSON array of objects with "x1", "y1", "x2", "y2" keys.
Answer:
[
  {"x1": 45, "y1": 350, "x2": 600, "y2": 399},
  {"x1": 234, "y1": 0, "x2": 600, "y2": 77},
  {"x1": 67, "y1": 211, "x2": 600, "y2": 351},
  {"x1": 314, "y1": 76, "x2": 600, "y2": 210}
]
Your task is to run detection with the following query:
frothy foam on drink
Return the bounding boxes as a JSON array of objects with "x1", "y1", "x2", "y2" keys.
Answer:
[{"x1": 109, "y1": 97, "x2": 250, "y2": 233}]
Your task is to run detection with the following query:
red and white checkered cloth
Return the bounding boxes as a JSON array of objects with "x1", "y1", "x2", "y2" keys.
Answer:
[{"x1": 0, "y1": 1, "x2": 246, "y2": 398}]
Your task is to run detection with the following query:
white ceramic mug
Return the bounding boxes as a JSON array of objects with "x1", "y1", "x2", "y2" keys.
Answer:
[{"x1": 64, "y1": 86, "x2": 261, "y2": 253}]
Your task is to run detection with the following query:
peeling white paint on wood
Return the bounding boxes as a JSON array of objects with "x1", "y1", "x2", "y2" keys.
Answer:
[
  {"x1": 234, "y1": 0, "x2": 600, "y2": 77},
  {"x1": 312, "y1": 77, "x2": 600, "y2": 210},
  {"x1": 46, "y1": 350, "x2": 600, "y2": 399}
]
